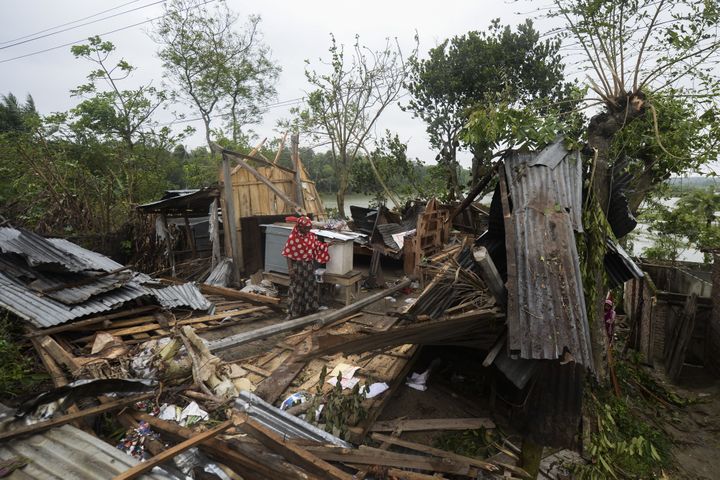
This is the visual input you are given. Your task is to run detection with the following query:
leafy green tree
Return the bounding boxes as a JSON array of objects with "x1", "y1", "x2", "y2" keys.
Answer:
[
  {"x1": 642, "y1": 188, "x2": 720, "y2": 261},
  {"x1": 153, "y1": 0, "x2": 280, "y2": 148},
  {"x1": 300, "y1": 34, "x2": 417, "y2": 218},
  {"x1": 0, "y1": 93, "x2": 37, "y2": 133},
  {"x1": 405, "y1": 20, "x2": 573, "y2": 197}
]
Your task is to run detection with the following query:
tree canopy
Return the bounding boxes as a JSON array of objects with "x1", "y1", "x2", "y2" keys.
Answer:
[{"x1": 405, "y1": 19, "x2": 573, "y2": 196}]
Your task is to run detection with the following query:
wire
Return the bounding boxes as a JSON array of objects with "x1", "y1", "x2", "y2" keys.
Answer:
[
  {"x1": 0, "y1": 0, "x2": 217, "y2": 65},
  {"x1": 0, "y1": 0, "x2": 141, "y2": 46},
  {"x1": 157, "y1": 97, "x2": 306, "y2": 127},
  {"x1": 0, "y1": 0, "x2": 167, "y2": 51}
]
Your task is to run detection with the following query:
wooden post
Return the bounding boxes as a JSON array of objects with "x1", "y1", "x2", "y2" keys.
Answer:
[
  {"x1": 291, "y1": 133, "x2": 305, "y2": 212},
  {"x1": 222, "y1": 153, "x2": 243, "y2": 283},
  {"x1": 160, "y1": 212, "x2": 175, "y2": 277},
  {"x1": 473, "y1": 246, "x2": 507, "y2": 307},
  {"x1": 273, "y1": 131, "x2": 288, "y2": 164},
  {"x1": 183, "y1": 213, "x2": 197, "y2": 258},
  {"x1": 209, "y1": 197, "x2": 222, "y2": 270}
]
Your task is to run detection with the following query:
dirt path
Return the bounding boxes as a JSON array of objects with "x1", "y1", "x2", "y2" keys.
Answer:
[{"x1": 663, "y1": 367, "x2": 720, "y2": 479}]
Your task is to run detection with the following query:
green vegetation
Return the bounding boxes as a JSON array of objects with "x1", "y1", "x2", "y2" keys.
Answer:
[
  {"x1": 433, "y1": 427, "x2": 499, "y2": 459},
  {"x1": 0, "y1": 314, "x2": 46, "y2": 398},
  {"x1": 640, "y1": 188, "x2": 720, "y2": 261},
  {"x1": 573, "y1": 355, "x2": 681, "y2": 479},
  {"x1": 405, "y1": 19, "x2": 574, "y2": 197}
]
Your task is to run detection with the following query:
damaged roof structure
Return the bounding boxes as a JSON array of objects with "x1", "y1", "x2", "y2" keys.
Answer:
[{"x1": 0, "y1": 226, "x2": 212, "y2": 328}]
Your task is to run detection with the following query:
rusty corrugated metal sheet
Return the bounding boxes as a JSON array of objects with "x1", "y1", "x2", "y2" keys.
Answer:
[
  {"x1": 503, "y1": 141, "x2": 593, "y2": 370},
  {"x1": 0, "y1": 422, "x2": 173, "y2": 480}
]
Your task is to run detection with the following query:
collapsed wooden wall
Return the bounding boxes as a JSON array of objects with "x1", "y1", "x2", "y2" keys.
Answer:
[
  {"x1": 229, "y1": 164, "x2": 325, "y2": 220},
  {"x1": 220, "y1": 161, "x2": 326, "y2": 274}
]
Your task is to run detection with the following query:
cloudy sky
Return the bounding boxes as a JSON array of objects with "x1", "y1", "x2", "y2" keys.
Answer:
[{"x1": 0, "y1": 0, "x2": 551, "y2": 165}]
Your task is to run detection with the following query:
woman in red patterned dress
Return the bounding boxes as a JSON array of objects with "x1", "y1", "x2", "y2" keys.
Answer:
[{"x1": 281, "y1": 216, "x2": 330, "y2": 318}]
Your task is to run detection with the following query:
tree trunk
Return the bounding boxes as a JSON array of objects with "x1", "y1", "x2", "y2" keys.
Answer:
[
  {"x1": 336, "y1": 172, "x2": 349, "y2": 218},
  {"x1": 585, "y1": 93, "x2": 646, "y2": 380}
]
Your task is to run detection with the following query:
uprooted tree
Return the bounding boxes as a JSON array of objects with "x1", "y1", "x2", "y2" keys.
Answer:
[{"x1": 300, "y1": 34, "x2": 417, "y2": 218}]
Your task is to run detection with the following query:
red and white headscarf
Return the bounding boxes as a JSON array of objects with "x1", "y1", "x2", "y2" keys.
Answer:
[{"x1": 281, "y1": 216, "x2": 329, "y2": 263}]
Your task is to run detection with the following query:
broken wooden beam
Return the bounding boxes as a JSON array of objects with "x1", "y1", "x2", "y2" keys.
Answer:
[
  {"x1": 26, "y1": 306, "x2": 159, "y2": 337},
  {"x1": 207, "y1": 278, "x2": 412, "y2": 353},
  {"x1": 200, "y1": 284, "x2": 281, "y2": 304},
  {"x1": 134, "y1": 412, "x2": 300, "y2": 479},
  {"x1": 473, "y1": 246, "x2": 507, "y2": 307},
  {"x1": 0, "y1": 393, "x2": 154, "y2": 443},
  {"x1": 370, "y1": 433, "x2": 500, "y2": 473},
  {"x1": 370, "y1": 417, "x2": 496, "y2": 433},
  {"x1": 113, "y1": 420, "x2": 233, "y2": 480},
  {"x1": 306, "y1": 445, "x2": 473, "y2": 476}
]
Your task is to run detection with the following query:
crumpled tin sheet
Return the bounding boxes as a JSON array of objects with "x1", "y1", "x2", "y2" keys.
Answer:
[
  {"x1": 0, "y1": 422, "x2": 174, "y2": 480},
  {"x1": 0, "y1": 228, "x2": 90, "y2": 272},
  {"x1": 503, "y1": 141, "x2": 593, "y2": 370},
  {"x1": 0, "y1": 272, "x2": 149, "y2": 328},
  {"x1": 148, "y1": 283, "x2": 213, "y2": 312}
]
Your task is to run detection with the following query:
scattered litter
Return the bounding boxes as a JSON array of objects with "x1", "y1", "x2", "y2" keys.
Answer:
[
  {"x1": 404, "y1": 298, "x2": 416, "y2": 304},
  {"x1": 280, "y1": 391, "x2": 312, "y2": 411},
  {"x1": 384, "y1": 296, "x2": 397, "y2": 303},
  {"x1": 179, "y1": 401, "x2": 209, "y2": 427},
  {"x1": 240, "y1": 278, "x2": 278, "y2": 297},
  {"x1": 363, "y1": 382, "x2": 389, "y2": 399},
  {"x1": 117, "y1": 420, "x2": 158, "y2": 460},
  {"x1": 326, "y1": 363, "x2": 361, "y2": 390}
]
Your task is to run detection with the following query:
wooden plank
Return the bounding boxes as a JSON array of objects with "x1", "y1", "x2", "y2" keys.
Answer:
[
  {"x1": 26, "y1": 306, "x2": 159, "y2": 337},
  {"x1": 241, "y1": 363, "x2": 272, "y2": 377},
  {"x1": 0, "y1": 394, "x2": 154, "y2": 443},
  {"x1": 217, "y1": 144, "x2": 301, "y2": 210},
  {"x1": 291, "y1": 134, "x2": 305, "y2": 211},
  {"x1": 38, "y1": 336, "x2": 80, "y2": 371},
  {"x1": 370, "y1": 418, "x2": 495, "y2": 433},
  {"x1": 254, "y1": 356, "x2": 307, "y2": 403},
  {"x1": 370, "y1": 433, "x2": 499, "y2": 472},
  {"x1": 103, "y1": 307, "x2": 269, "y2": 336},
  {"x1": 305, "y1": 445, "x2": 472, "y2": 476},
  {"x1": 208, "y1": 279, "x2": 412, "y2": 353},
  {"x1": 134, "y1": 413, "x2": 299, "y2": 480},
  {"x1": 666, "y1": 293, "x2": 698, "y2": 381},
  {"x1": 239, "y1": 415, "x2": 353, "y2": 480},
  {"x1": 200, "y1": 284, "x2": 281, "y2": 304},
  {"x1": 113, "y1": 421, "x2": 233, "y2": 480},
  {"x1": 222, "y1": 152, "x2": 243, "y2": 281}
]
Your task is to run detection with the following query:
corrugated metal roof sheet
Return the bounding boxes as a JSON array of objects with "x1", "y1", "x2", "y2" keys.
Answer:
[
  {"x1": 235, "y1": 391, "x2": 352, "y2": 448},
  {"x1": 0, "y1": 228, "x2": 89, "y2": 272},
  {"x1": 148, "y1": 283, "x2": 213, "y2": 311},
  {"x1": 46, "y1": 238, "x2": 125, "y2": 272},
  {"x1": 503, "y1": 141, "x2": 593, "y2": 370},
  {"x1": 28, "y1": 272, "x2": 133, "y2": 305},
  {"x1": 0, "y1": 423, "x2": 173, "y2": 480},
  {"x1": 0, "y1": 272, "x2": 149, "y2": 328}
]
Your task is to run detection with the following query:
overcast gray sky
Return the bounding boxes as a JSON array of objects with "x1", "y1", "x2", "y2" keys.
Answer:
[{"x1": 0, "y1": 0, "x2": 544, "y2": 166}]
